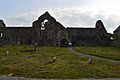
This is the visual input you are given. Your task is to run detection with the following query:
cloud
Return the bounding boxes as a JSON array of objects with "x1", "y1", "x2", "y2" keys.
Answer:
[
  {"x1": 2, "y1": 0, "x2": 120, "y2": 34},
  {"x1": 52, "y1": 8, "x2": 120, "y2": 33},
  {"x1": 4, "y1": 7, "x2": 120, "y2": 33},
  {"x1": 5, "y1": 12, "x2": 39, "y2": 26}
]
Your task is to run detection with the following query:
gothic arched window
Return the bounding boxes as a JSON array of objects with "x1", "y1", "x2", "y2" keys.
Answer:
[
  {"x1": 41, "y1": 19, "x2": 49, "y2": 30},
  {"x1": 0, "y1": 32, "x2": 3, "y2": 38}
]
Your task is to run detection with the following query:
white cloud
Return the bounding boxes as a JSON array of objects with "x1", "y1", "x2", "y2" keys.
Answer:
[
  {"x1": 52, "y1": 7, "x2": 120, "y2": 33},
  {"x1": 4, "y1": 6, "x2": 120, "y2": 33}
]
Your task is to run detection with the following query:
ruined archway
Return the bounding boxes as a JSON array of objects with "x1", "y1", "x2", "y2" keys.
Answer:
[{"x1": 60, "y1": 38, "x2": 68, "y2": 47}]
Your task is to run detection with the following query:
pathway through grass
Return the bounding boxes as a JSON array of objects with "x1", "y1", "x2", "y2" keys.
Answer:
[{"x1": 74, "y1": 46, "x2": 120, "y2": 60}]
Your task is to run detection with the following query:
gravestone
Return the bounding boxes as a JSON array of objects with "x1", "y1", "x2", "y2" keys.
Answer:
[{"x1": 88, "y1": 58, "x2": 93, "y2": 64}]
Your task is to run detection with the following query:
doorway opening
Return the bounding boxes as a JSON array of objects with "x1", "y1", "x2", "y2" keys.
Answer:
[{"x1": 60, "y1": 38, "x2": 68, "y2": 47}]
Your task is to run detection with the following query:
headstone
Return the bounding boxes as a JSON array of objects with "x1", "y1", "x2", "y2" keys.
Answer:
[
  {"x1": 88, "y1": 58, "x2": 93, "y2": 64},
  {"x1": 8, "y1": 73, "x2": 13, "y2": 77},
  {"x1": 33, "y1": 42, "x2": 37, "y2": 51},
  {"x1": 45, "y1": 56, "x2": 57, "y2": 65},
  {"x1": 6, "y1": 51, "x2": 9, "y2": 56},
  {"x1": 52, "y1": 56, "x2": 56, "y2": 63},
  {"x1": 14, "y1": 60, "x2": 18, "y2": 64}
]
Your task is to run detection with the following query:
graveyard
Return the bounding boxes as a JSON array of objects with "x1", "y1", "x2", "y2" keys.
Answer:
[{"x1": 0, "y1": 44, "x2": 120, "y2": 79}]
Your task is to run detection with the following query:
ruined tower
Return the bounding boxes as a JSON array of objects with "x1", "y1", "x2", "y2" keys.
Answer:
[{"x1": 95, "y1": 20, "x2": 111, "y2": 45}]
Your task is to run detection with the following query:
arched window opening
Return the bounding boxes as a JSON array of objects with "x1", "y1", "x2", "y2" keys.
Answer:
[
  {"x1": 41, "y1": 19, "x2": 49, "y2": 30},
  {"x1": 60, "y1": 38, "x2": 68, "y2": 47},
  {"x1": 0, "y1": 33, "x2": 3, "y2": 38}
]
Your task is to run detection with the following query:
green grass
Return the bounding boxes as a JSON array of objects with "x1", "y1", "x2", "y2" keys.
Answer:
[
  {"x1": 74, "y1": 46, "x2": 120, "y2": 60},
  {"x1": 0, "y1": 45, "x2": 120, "y2": 78}
]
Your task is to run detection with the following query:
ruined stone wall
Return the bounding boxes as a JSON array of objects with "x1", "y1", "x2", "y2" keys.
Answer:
[
  {"x1": 0, "y1": 12, "x2": 112, "y2": 46},
  {"x1": 66, "y1": 28, "x2": 99, "y2": 46},
  {"x1": 95, "y1": 20, "x2": 111, "y2": 45},
  {"x1": 0, "y1": 20, "x2": 6, "y2": 45},
  {"x1": 66, "y1": 20, "x2": 111, "y2": 46},
  {"x1": 113, "y1": 26, "x2": 120, "y2": 47},
  {"x1": 32, "y1": 12, "x2": 65, "y2": 46},
  {"x1": 4, "y1": 27, "x2": 35, "y2": 44}
]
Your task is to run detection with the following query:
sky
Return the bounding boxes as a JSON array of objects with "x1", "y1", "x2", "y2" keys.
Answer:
[{"x1": 0, "y1": 0, "x2": 120, "y2": 33}]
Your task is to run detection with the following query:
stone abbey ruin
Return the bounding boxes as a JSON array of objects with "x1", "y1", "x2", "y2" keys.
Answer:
[{"x1": 0, "y1": 12, "x2": 120, "y2": 47}]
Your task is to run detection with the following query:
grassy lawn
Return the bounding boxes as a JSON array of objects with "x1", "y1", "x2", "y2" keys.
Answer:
[
  {"x1": 0, "y1": 45, "x2": 120, "y2": 78},
  {"x1": 74, "y1": 46, "x2": 120, "y2": 60}
]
